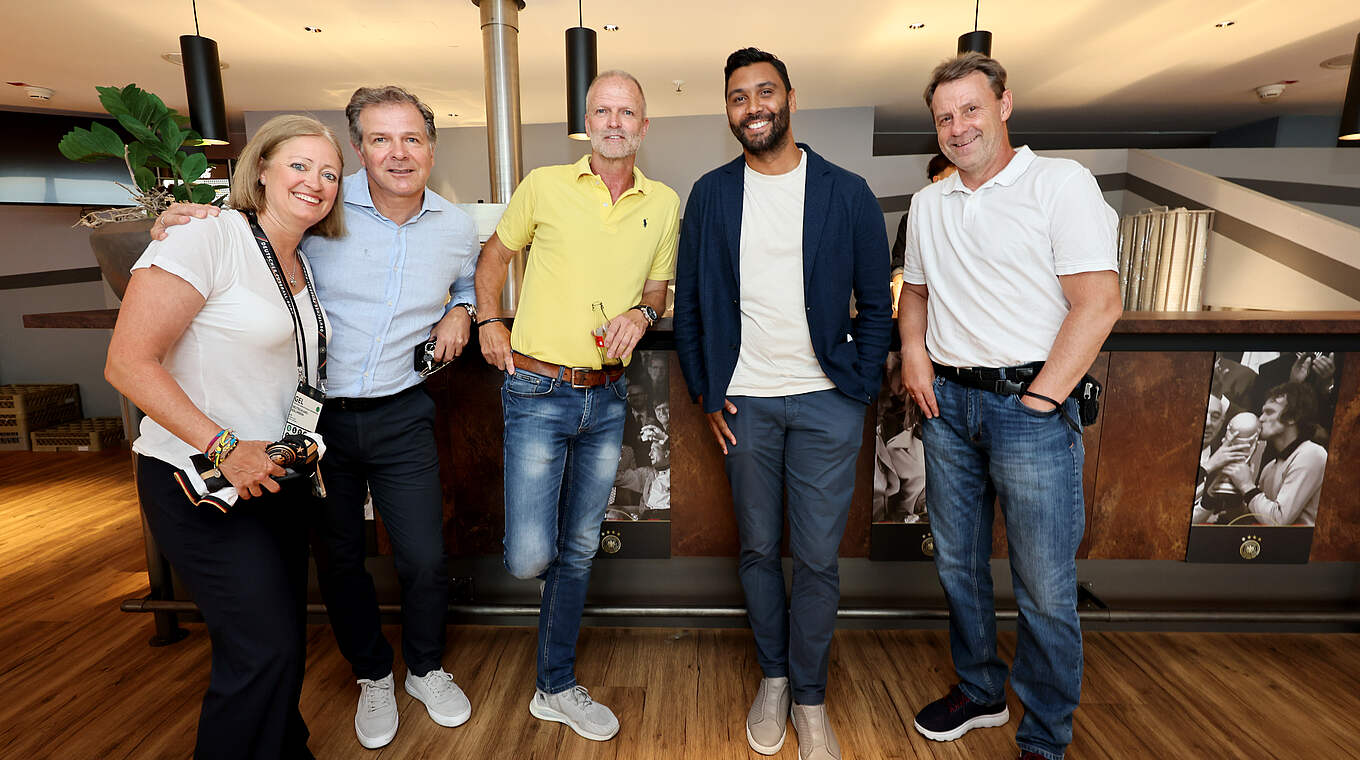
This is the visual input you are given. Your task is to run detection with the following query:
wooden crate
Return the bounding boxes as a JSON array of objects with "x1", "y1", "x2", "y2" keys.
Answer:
[
  {"x1": 0, "y1": 384, "x2": 82, "y2": 451},
  {"x1": 30, "y1": 417, "x2": 124, "y2": 453}
]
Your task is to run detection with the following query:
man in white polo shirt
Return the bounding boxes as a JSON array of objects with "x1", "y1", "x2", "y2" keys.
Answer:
[{"x1": 898, "y1": 54, "x2": 1122, "y2": 760}]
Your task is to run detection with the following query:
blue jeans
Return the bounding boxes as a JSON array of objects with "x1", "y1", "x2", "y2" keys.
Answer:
[
  {"x1": 724, "y1": 390, "x2": 867, "y2": 706},
  {"x1": 922, "y1": 376, "x2": 1085, "y2": 760},
  {"x1": 501, "y1": 368, "x2": 627, "y2": 694}
]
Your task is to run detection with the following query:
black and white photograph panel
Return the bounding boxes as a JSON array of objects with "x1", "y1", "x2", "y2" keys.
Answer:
[
  {"x1": 608, "y1": 350, "x2": 670, "y2": 523},
  {"x1": 1188, "y1": 351, "x2": 1342, "y2": 564},
  {"x1": 870, "y1": 352, "x2": 934, "y2": 562}
]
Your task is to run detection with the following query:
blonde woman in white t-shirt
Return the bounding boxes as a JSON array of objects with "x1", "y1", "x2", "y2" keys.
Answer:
[{"x1": 105, "y1": 114, "x2": 344, "y2": 760}]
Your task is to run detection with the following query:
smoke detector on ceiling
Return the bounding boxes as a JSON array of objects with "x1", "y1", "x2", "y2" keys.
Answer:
[
  {"x1": 25, "y1": 86, "x2": 54, "y2": 102},
  {"x1": 1254, "y1": 83, "x2": 1287, "y2": 102}
]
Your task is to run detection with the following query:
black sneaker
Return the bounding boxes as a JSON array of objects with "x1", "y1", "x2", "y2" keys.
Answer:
[{"x1": 912, "y1": 685, "x2": 1009, "y2": 742}]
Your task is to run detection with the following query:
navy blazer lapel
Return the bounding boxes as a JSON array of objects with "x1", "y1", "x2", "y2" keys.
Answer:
[
  {"x1": 801, "y1": 146, "x2": 832, "y2": 298},
  {"x1": 720, "y1": 156, "x2": 744, "y2": 285}
]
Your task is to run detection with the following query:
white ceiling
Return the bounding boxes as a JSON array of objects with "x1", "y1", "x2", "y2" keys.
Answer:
[{"x1": 5, "y1": 0, "x2": 1360, "y2": 136}]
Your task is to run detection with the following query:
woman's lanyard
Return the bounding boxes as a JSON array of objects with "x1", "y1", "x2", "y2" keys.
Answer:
[{"x1": 244, "y1": 211, "x2": 328, "y2": 393}]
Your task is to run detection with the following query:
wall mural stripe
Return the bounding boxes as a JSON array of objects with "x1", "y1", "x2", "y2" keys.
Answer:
[{"x1": 0, "y1": 267, "x2": 103, "y2": 291}]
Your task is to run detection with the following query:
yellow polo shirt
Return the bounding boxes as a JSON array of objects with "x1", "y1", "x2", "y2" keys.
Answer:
[{"x1": 496, "y1": 154, "x2": 679, "y2": 368}]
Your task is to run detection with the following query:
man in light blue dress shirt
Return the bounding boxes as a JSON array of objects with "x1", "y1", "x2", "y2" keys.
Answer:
[{"x1": 154, "y1": 86, "x2": 479, "y2": 750}]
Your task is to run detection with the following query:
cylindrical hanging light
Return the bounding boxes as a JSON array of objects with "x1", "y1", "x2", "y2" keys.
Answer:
[
  {"x1": 956, "y1": 0, "x2": 992, "y2": 57},
  {"x1": 565, "y1": 0, "x2": 597, "y2": 140},
  {"x1": 179, "y1": 1, "x2": 228, "y2": 146},
  {"x1": 957, "y1": 30, "x2": 992, "y2": 56},
  {"x1": 1339, "y1": 33, "x2": 1360, "y2": 141}
]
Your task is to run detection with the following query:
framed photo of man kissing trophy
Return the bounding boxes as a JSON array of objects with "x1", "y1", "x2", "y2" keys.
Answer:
[{"x1": 1187, "y1": 350, "x2": 1343, "y2": 563}]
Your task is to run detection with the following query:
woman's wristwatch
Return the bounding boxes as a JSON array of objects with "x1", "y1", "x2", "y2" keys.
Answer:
[{"x1": 630, "y1": 304, "x2": 658, "y2": 327}]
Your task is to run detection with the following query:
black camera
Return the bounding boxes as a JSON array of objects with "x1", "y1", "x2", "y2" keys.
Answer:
[{"x1": 191, "y1": 433, "x2": 326, "y2": 501}]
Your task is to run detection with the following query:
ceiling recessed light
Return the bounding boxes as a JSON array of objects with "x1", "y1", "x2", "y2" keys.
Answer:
[
  {"x1": 1321, "y1": 54, "x2": 1352, "y2": 70},
  {"x1": 602, "y1": 24, "x2": 619, "y2": 31},
  {"x1": 161, "y1": 52, "x2": 229, "y2": 69},
  {"x1": 304, "y1": 26, "x2": 323, "y2": 33},
  {"x1": 1214, "y1": 20, "x2": 1235, "y2": 28},
  {"x1": 908, "y1": 23, "x2": 926, "y2": 30}
]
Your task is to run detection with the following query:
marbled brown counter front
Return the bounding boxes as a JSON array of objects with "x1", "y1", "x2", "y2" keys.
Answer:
[{"x1": 1310, "y1": 354, "x2": 1360, "y2": 562}]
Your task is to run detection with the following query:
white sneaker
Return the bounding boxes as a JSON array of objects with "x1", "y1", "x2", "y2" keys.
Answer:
[
  {"x1": 355, "y1": 673, "x2": 399, "y2": 749},
  {"x1": 405, "y1": 667, "x2": 472, "y2": 727},
  {"x1": 746, "y1": 676, "x2": 792, "y2": 754},
  {"x1": 528, "y1": 685, "x2": 620, "y2": 741}
]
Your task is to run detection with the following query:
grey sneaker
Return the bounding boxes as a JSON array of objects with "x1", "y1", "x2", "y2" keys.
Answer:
[
  {"x1": 528, "y1": 685, "x2": 620, "y2": 741},
  {"x1": 746, "y1": 676, "x2": 791, "y2": 754},
  {"x1": 791, "y1": 703, "x2": 842, "y2": 760},
  {"x1": 354, "y1": 673, "x2": 399, "y2": 749},
  {"x1": 405, "y1": 667, "x2": 472, "y2": 727}
]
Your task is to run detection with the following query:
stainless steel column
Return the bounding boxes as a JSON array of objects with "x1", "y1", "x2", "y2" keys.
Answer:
[{"x1": 472, "y1": 0, "x2": 527, "y2": 312}]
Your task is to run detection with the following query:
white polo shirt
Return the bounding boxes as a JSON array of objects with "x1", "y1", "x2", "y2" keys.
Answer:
[{"x1": 903, "y1": 146, "x2": 1117, "y2": 368}]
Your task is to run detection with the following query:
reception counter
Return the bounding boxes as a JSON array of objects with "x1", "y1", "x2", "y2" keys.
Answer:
[
  {"x1": 420, "y1": 311, "x2": 1360, "y2": 564},
  {"x1": 25, "y1": 308, "x2": 1360, "y2": 633}
]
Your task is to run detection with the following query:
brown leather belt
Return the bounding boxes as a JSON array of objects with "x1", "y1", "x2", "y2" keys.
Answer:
[{"x1": 512, "y1": 353, "x2": 625, "y2": 388}]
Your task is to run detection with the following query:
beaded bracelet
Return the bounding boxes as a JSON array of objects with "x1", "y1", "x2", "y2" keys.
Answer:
[{"x1": 206, "y1": 428, "x2": 239, "y2": 467}]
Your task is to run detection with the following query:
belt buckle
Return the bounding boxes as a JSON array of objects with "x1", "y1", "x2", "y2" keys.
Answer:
[{"x1": 567, "y1": 366, "x2": 593, "y2": 388}]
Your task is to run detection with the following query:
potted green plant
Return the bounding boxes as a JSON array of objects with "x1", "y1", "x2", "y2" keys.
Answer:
[{"x1": 58, "y1": 84, "x2": 221, "y2": 298}]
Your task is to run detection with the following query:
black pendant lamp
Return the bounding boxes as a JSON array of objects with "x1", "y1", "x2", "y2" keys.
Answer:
[
  {"x1": 180, "y1": 0, "x2": 229, "y2": 146},
  {"x1": 1339, "y1": 33, "x2": 1360, "y2": 142},
  {"x1": 957, "y1": 0, "x2": 993, "y2": 56},
  {"x1": 565, "y1": 0, "x2": 597, "y2": 140}
]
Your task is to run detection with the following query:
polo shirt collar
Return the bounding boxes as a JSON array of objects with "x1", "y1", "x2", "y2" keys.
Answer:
[
  {"x1": 942, "y1": 145, "x2": 1036, "y2": 195},
  {"x1": 573, "y1": 154, "x2": 653, "y2": 195},
  {"x1": 344, "y1": 168, "x2": 443, "y2": 216}
]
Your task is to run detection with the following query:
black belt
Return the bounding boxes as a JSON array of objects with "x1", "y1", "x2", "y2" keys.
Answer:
[
  {"x1": 932, "y1": 362, "x2": 1044, "y2": 396},
  {"x1": 325, "y1": 383, "x2": 425, "y2": 412}
]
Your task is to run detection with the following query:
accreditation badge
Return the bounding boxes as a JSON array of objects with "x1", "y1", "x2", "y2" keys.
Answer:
[{"x1": 284, "y1": 383, "x2": 325, "y2": 436}]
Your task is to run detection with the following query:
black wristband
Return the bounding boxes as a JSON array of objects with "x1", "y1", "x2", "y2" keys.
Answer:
[
  {"x1": 1021, "y1": 390, "x2": 1063, "y2": 409},
  {"x1": 1242, "y1": 487, "x2": 1263, "y2": 505},
  {"x1": 476, "y1": 317, "x2": 508, "y2": 329}
]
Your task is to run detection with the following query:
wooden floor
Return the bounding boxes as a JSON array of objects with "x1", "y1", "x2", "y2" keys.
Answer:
[{"x1": 1, "y1": 450, "x2": 1357, "y2": 760}]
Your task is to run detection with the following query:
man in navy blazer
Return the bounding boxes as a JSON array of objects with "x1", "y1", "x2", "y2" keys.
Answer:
[{"x1": 672, "y1": 48, "x2": 891, "y2": 760}]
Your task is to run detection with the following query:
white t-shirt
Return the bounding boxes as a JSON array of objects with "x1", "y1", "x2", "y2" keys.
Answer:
[
  {"x1": 727, "y1": 150, "x2": 836, "y2": 397},
  {"x1": 131, "y1": 212, "x2": 328, "y2": 472},
  {"x1": 903, "y1": 146, "x2": 1117, "y2": 368}
]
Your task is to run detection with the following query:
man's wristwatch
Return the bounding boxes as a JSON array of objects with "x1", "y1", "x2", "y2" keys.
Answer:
[
  {"x1": 630, "y1": 304, "x2": 658, "y2": 327},
  {"x1": 454, "y1": 302, "x2": 477, "y2": 321}
]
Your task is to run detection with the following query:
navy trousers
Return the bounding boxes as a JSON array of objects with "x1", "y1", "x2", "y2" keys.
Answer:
[
  {"x1": 312, "y1": 386, "x2": 449, "y2": 680},
  {"x1": 723, "y1": 389, "x2": 867, "y2": 705},
  {"x1": 136, "y1": 454, "x2": 314, "y2": 760}
]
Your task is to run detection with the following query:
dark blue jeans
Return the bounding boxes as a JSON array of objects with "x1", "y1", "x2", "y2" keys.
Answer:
[
  {"x1": 724, "y1": 390, "x2": 867, "y2": 706},
  {"x1": 312, "y1": 387, "x2": 448, "y2": 680},
  {"x1": 501, "y1": 368, "x2": 627, "y2": 694},
  {"x1": 923, "y1": 375, "x2": 1085, "y2": 760}
]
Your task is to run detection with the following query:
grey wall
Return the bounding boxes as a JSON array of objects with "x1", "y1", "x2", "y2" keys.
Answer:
[
  {"x1": 1149, "y1": 147, "x2": 1360, "y2": 228},
  {"x1": 0, "y1": 205, "x2": 121, "y2": 418}
]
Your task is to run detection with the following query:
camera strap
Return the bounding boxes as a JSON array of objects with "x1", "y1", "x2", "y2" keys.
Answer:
[{"x1": 243, "y1": 211, "x2": 327, "y2": 391}]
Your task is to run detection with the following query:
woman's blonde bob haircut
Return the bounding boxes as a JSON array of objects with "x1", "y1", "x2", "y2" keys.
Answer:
[{"x1": 228, "y1": 115, "x2": 347, "y2": 239}]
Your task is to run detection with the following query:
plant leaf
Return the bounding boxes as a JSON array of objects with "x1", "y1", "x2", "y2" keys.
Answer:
[
  {"x1": 189, "y1": 183, "x2": 218, "y2": 204},
  {"x1": 125, "y1": 142, "x2": 150, "y2": 171},
  {"x1": 57, "y1": 122, "x2": 125, "y2": 162},
  {"x1": 133, "y1": 166, "x2": 157, "y2": 194},
  {"x1": 180, "y1": 153, "x2": 209, "y2": 183},
  {"x1": 171, "y1": 184, "x2": 190, "y2": 202},
  {"x1": 115, "y1": 113, "x2": 158, "y2": 146}
]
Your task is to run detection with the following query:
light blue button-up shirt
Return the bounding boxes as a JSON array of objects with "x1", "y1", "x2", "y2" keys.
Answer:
[{"x1": 303, "y1": 169, "x2": 478, "y2": 398}]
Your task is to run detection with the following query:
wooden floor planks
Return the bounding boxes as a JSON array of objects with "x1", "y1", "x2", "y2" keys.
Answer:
[{"x1": 2, "y1": 450, "x2": 1357, "y2": 759}]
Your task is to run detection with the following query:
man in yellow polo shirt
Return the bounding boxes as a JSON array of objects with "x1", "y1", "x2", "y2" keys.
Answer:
[{"x1": 473, "y1": 69, "x2": 678, "y2": 743}]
